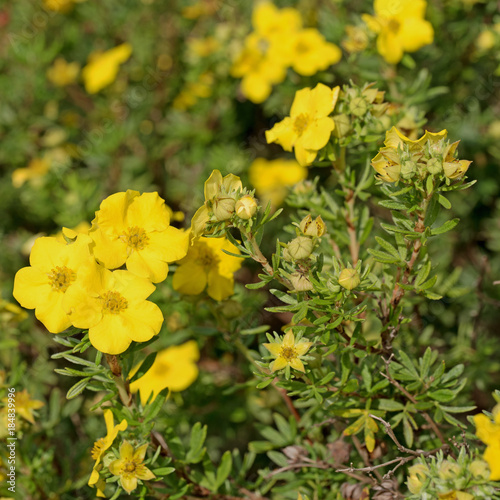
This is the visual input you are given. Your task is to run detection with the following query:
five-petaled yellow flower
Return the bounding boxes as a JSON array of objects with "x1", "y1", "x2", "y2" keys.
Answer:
[
  {"x1": 1, "y1": 389, "x2": 44, "y2": 425},
  {"x1": 13, "y1": 234, "x2": 93, "y2": 333},
  {"x1": 63, "y1": 262, "x2": 164, "y2": 354},
  {"x1": 109, "y1": 441, "x2": 155, "y2": 494},
  {"x1": 173, "y1": 236, "x2": 242, "y2": 301},
  {"x1": 130, "y1": 341, "x2": 200, "y2": 404},
  {"x1": 362, "y1": 0, "x2": 434, "y2": 64},
  {"x1": 47, "y1": 57, "x2": 80, "y2": 87},
  {"x1": 88, "y1": 410, "x2": 128, "y2": 492},
  {"x1": 473, "y1": 404, "x2": 500, "y2": 480},
  {"x1": 266, "y1": 83, "x2": 340, "y2": 166},
  {"x1": 264, "y1": 331, "x2": 313, "y2": 373},
  {"x1": 82, "y1": 43, "x2": 132, "y2": 94},
  {"x1": 90, "y1": 190, "x2": 189, "y2": 283}
]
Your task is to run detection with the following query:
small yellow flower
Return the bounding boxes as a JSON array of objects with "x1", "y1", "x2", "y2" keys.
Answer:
[
  {"x1": 13, "y1": 235, "x2": 93, "y2": 333},
  {"x1": 82, "y1": 43, "x2": 132, "y2": 94},
  {"x1": 289, "y1": 29, "x2": 341, "y2": 76},
  {"x1": 173, "y1": 236, "x2": 242, "y2": 301},
  {"x1": 299, "y1": 215, "x2": 326, "y2": 237},
  {"x1": 90, "y1": 190, "x2": 189, "y2": 283},
  {"x1": 47, "y1": 58, "x2": 80, "y2": 87},
  {"x1": 264, "y1": 330, "x2": 312, "y2": 373},
  {"x1": 249, "y1": 158, "x2": 307, "y2": 207},
  {"x1": 266, "y1": 83, "x2": 340, "y2": 166},
  {"x1": 1, "y1": 389, "x2": 44, "y2": 424},
  {"x1": 363, "y1": 0, "x2": 434, "y2": 64},
  {"x1": 109, "y1": 441, "x2": 155, "y2": 494},
  {"x1": 130, "y1": 341, "x2": 200, "y2": 404},
  {"x1": 43, "y1": 0, "x2": 84, "y2": 13},
  {"x1": 88, "y1": 410, "x2": 128, "y2": 490},
  {"x1": 63, "y1": 263, "x2": 164, "y2": 354},
  {"x1": 474, "y1": 404, "x2": 500, "y2": 480},
  {"x1": 11, "y1": 158, "x2": 51, "y2": 188}
]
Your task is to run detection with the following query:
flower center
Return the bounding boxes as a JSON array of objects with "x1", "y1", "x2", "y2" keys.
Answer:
[
  {"x1": 388, "y1": 18, "x2": 400, "y2": 33},
  {"x1": 47, "y1": 265, "x2": 76, "y2": 293},
  {"x1": 293, "y1": 113, "x2": 310, "y2": 135},
  {"x1": 101, "y1": 291, "x2": 128, "y2": 314},
  {"x1": 153, "y1": 360, "x2": 170, "y2": 376},
  {"x1": 91, "y1": 437, "x2": 106, "y2": 460},
  {"x1": 122, "y1": 226, "x2": 149, "y2": 251},
  {"x1": 295, "y1": 41, "x2": 310, "y2": 54},
  {"x1": 280, "y1": 346, "x2": 297, "y2": 361},
  {"x1": 196, "y1": 243, "x2": 220, "y2": 268},
  {"x1": 123, "y1": 462, "x2": 136, "y2": 473}
]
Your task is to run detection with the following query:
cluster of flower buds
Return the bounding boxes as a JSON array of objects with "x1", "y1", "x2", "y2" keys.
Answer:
[
  {"x1": 191, "y1": 170, "x2": 258, "y2": 237},
  {"x1": 331, "y1": 82, "x2": 388, "y2": 141},
  {"x1": 371, "y1": 127, "x2": 472, "y2": 184},
  {"x1": 284, "y1": 214, "x2": 326, "y2": 261},
  {"x1": 406, "y1": 450, "x2": 494, "y2": 499}
]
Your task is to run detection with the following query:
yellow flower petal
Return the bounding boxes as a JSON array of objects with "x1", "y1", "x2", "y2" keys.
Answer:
[
  {"x1": 289, "y1": 358, "x2": 306, "y2": 372},
  {"x1": 270, "y1": 357, "x2": 288, "y2": 372}
]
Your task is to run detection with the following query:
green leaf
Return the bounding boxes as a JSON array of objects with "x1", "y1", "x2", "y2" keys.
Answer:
[
  {"x1": 186, "y1": 422, "x2": 207, "y2": 464},
  {"x1": 428, "y1": 389, "x2": 456, "y2": 402},
  {"x1": 437, "y1": 194, "x2": 451, "y2": 209},
  {"x1": 403, "y1": 417, "x2": 414, "y2": 448},
  {"x1": 143, "y1": 387, "x2": 169, "y2": 423},
  {"x1": 66, "y1": 377, "x2": 91, "y2": 399},
  {"x1": 378, "y1": 399, "x2": 405, "y2": 411},
  {"x1": 152, "y1": 467, "x2": 176, "y2": 476},
  {"x1": 368, "y1": 248, "x2": 401, "y2": 264},
  {"x1": 378, "y1": 200, "x2": 408, "y2": 210},
  {"x1": 129, "y1": 352, "x2": 157, "y2": 384},
  {"x1": 431, "y1": 218, "x2": 459, "y2": 236},
  {"x1": 267, "y1": 451, "x2": 288, "y2": 467},
  {"x1": 375, "y1": 236, "x2": 402, "y2": 259},
  {"x1": 215, "y1": 450, "x2": 232, "y2": 489}
]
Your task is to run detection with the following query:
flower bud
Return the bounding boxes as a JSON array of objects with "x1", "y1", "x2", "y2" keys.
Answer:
[
  {"x1": 470, "y1": 460, "x2": 490, "y2": 480},
  {"x1": 400, "y1": 160, "x2": 417, "y2": 179},
  {"x1": 286, "y1": 236, "x2": 314, "y2": 260},
  {"x1": 438, "y1": 460, "x2": 460, "y2": 480},
  {"x1": 299, "y1": 215, "x2": 326, "y2": 237},
  {"x1": 427, "y1": 157, "x2": 442, "y2": 175},
  {"x1": 338, "y1": 268, "x2": 360, "y2": 290},
  {"x1": 212, "y1": 196, "x2": 235, "y2": 221},
  {"x1": 349, "y1": 96, "x2": 368, "y2": 117},
  {"x1": 290, "y1": 272, "x2": 313, "y2": 292},
  {"x1": 235, "y1": 195, "x2": 257, "y2": 220},
  {"x1": 219, "y1": 299, "x2": 243, "y2": 319},
  {"x1": 406, "y1": 464, "x2": 428, "y2": 494},
  {"x1": 333, "y1": 114, "x2": 351, "y2": 139}
]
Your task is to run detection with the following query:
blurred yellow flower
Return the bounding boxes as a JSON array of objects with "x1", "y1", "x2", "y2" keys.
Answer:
[
  {"x1": 187, "y1": 37, "x2": 220, "y2": 58},
  {"x1": 63, "y1": 263, "x2": 164, "y2": 354},
  {"x1": 289, "y1": 29, "x2": 341, "y2": 76},
  {"x1": 263, "y1": 330, "x2": 312, "y2": 373},
  {"x1": 12, "y1": 158, "x2": 50, "y2": 188},
  {"x1": 249, "y1": 158, "x2": 307, "y2": 207},
  {"x1": 13, "y1": 235, "x2": 93, "y2": 333},
  {"x1": 130, "y1": 341, "x2": 200, "y2": 404},
  {"x1": 0, "y1": 300, "x2": 28, "y2": 325},
  {"x1": 173, "y1": 72, "x2": 214, "y2": 111},
  {"x1": 90, "y1": 190, "x2": 189, "y2": 283},
  {"x1": 43, "y1": 0, "x2": 85, "y2": 13},
  {"x1": 109, "y1": 441, "x2": 155, "y2": 494},
  {"x1": 2, "y1": 389, "x2": 44, "y2": 424},
  {"x1": 82, "y1": 43, "x2": 132, "y2": 94},
  {"x1": 474, "y1": 405, "x2": 500, "y2": 480},
  {"x1": 266, "y1": 83, "x2": 340, "y2": 166},
  {"x1": 88, "y1": 409, "x2": 128, "y2": 491},
  {"x1": 173, "y1": 236, "x2": 242, "y2": 301},
  {"x1": 342, "y1": 25, "x2": 369, "y2": 53},
  {"x1": 362, "y1": 0, "x2": 434, "y2": 64},
  {"x1": 46, "y1": 57, "x2": 80, "y2": 87}
]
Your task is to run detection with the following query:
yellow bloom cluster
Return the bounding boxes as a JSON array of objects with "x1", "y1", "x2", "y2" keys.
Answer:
[
  {"x1": 13, "y1": 191, "x2": 189, "y2": 354},
  {"x1": 231, "y1": 2, "x2": 341, "y2": 103},
  {"x1": 473, "y1": 405, "x2": 500, "y2": 480},
  {"x1": 363, "y1": 0, "x2": 434, "y2": 64},
  {"x1": 371, "y1": 127, "x2": 471, "y2": 183},
  {"x1": 266, "y1": 83, "x2": 340, "y2": 166}
]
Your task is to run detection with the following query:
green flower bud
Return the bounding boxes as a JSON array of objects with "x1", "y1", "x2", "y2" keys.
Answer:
[
  {"x1": 235, "y1": 195, "x2": 257, "y2": 220},
  {"x1": 349, "y1": 96, "x2": 368, "y2": 117},
  {"x1": 299, "y1": 214, "x2": 326, "y2": 237},
  {"x1": 290, "y1": 273, "x2": 314, "y2": 292},
  {"x1": 213, "y1": 196, "x2": 235, "y2": 221},
  {"x1": 219, "y1": 299, "x2": 243, "y2": 319},
  {"x1": 438, "y1": 460, "x2": 461, "y2": 480},
  {"x1": 427, "y1": 157, "x2": 443, "y2": 175},
  {"x1": 286, "y1": 236, "x2": 314, "y2": 260},
  {"x1": 470, "y1": 460, "x2": 490, "y2": 480},
  {"x1": 333, "y1": 114, "x2": 351, "y2": 139},
  {"x1": 401, "y1": 160, "x2": 417, "y2": 179},
  {"x1": 338, "y1": 268, "x2": 360, "y2": 290}
]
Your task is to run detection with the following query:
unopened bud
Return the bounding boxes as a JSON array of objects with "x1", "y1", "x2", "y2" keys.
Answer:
[
  {"x1": 438, "y1": 460, "x2": 460, "y2": 480},
  {"x1": 290, "y1": 273, "x2": 313, "y2": 292},
  {"x1": 470, "y1": 460, "x2": 490, "y2": 480},
  {"x1": 333, "y1": 114, "x2": 351, "y2": 139},
  {"x1": 338, "y1": 268, "x2": 360, "y2": 290},
  {"x1": 213, "y1": 196, "x2": 235, "y2": 221},
  {"x1": 427, "y1": 157, "x2": 442, "y2": 175},
  {"x1": 349, "y1": 96, "x2": 368, "y2": 117},
  {"x1": 286, "y1": 236, "x2": 314, "y2": 260},
  {"x1": 235, "y1": 195, "x2": 257, "y2": 220},
  {"x1": 299, "y1": 215, "x2": 326, "y2": 237},
  {"x1": 219, "y1": 299, "x2": 243, "y2": 318},
  {"x1": 401, "y1": 160, "x2": 417, "y2": 179},
  {"x1": 406, "y1": 464, "x2": 428, "y2": 494}
]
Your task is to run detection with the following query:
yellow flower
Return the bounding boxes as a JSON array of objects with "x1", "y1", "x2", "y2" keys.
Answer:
[
  {"x1": 249, "y1": 158, "x2": 307, "y2": 207},
  {"x1": 82, "y1": 43, "x2": 132, "y2": 94},
  {"x1": 407, "y1": 463, "x2": 428, "y2": 494},
  {"x1": 173, "y1": 72, "x2": 214, "y2": 111},
  {"x1": 43, "y1": 0, "x2": 84, "y2": 13},
  {"x1": 342, "y1": 25, "x2": 369, "y2": 53},
  {"x1": 88, "y1": 409, "x2": 128, "y2": 489},
  {"x1": 187, "y1": 37, "x2": 220, "y2": 58},
  {"x1": 1, "y1": 389, "x2": 44, "y2": 424},
  {"x1": 130, "y1": 341, "x2": 200, "y2": 404},
  {"x1": 191, "y1": 170, "x2": 242, "y2": 238},
  {"x1": 109, "y1": 441, "x2": 155, "y2": 494},
  {"x1": 263, "y1": 330, "x2": 313, "y2": 373},
  {"x1": 90, "y1": 190, "x2": 189, "y2": 283},
  {"x1": 265, "y1": 83, "x2": 340, "y2": 166},
  {"x1": 13, "y1": 235, "x2": 93, "y2": 333},
  {"x1": 0, "y1": 300, "x2": 28, "y2": 325},
  {"x1": 289, "y1": 29, "x2": 342, "y2": 76},
  {"x1": 47, "y1": 58, "x2": 80, "y2": 87},
  {"x1": 474, "y1": 405, "x2": 500, "y2": 480},
  {"x1": 173, "y1": 236, "x2": 242, "y2": 301},
  {"x1": 363, "y1": 0, "x2": 434, "y2": 64},
  {"x1": 11, "y1": 158, "x2": 51, "y2": 188},
  {"x1": 63, "y1": 262, "x2": 164, "y2": 354}
]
